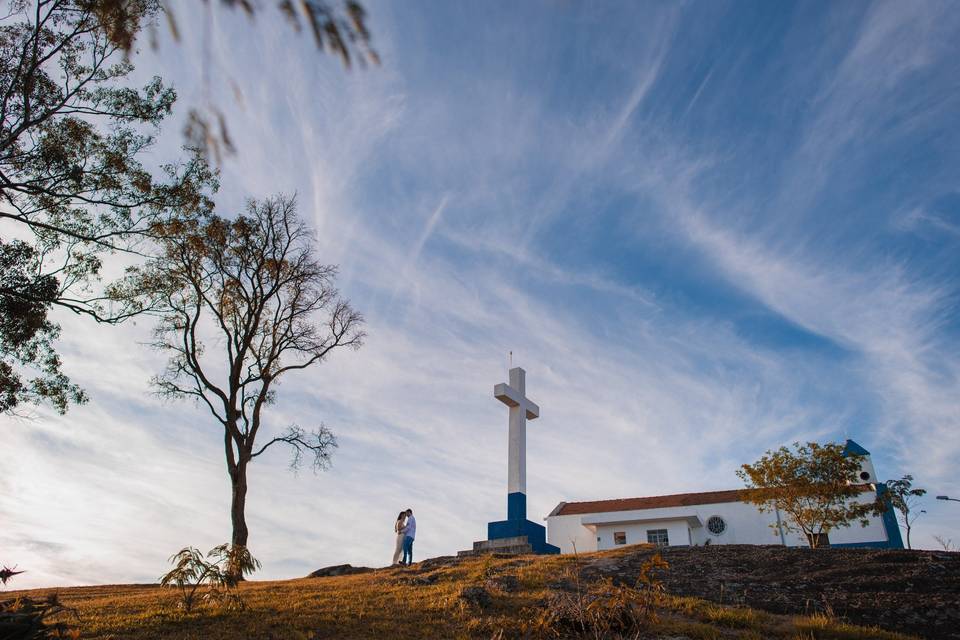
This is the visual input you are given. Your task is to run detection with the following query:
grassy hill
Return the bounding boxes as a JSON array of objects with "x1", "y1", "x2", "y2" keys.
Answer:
[{"x1": 4, "y1": 545, "x2": 957, "y2": 639}]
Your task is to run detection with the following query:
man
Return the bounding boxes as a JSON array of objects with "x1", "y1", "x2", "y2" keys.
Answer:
[{"x1": 401, "y1": 508, "x2": 416, "y2": 565}]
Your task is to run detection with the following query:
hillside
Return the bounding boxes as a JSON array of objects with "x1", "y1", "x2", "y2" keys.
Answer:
[{"x1": 3, "y1": 545, "x2": 957, "y2": 639}]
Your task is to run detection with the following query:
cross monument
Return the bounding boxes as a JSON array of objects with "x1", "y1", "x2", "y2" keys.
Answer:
[
  {"x1": 494, "y1": 367, "x2": 539, "y2": 521},
  {"x1": 459, "y1": 365, "x2": 559, "y2": 555}
]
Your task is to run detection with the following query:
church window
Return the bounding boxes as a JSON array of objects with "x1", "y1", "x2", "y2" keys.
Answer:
[
  {"x1": 613, "y1": 532, "x2": 627, "y2": 545},
  {"x1": 647, "y1": 529, "x2": 669, "y2": 547},
  {"x1": 707, "y1": 516, "x2": 727, "y2": 535},
  {"x1": 860, "y1": 471, "x2": 871, "y2": 481}
]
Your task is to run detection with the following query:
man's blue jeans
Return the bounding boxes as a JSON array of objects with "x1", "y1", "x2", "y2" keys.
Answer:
[{"x1": 402, "y1": 535, "x2": 414, "y2": 565}]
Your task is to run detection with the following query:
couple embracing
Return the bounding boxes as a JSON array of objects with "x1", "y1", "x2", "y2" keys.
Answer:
[{"x1": 392, "y1": 508, "x2": 416, "y2": 566}]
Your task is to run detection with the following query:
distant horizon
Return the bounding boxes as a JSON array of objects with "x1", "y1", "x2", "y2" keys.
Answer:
[{"x1": 3, "y1": 0, "x2": 960, "y2": 590}]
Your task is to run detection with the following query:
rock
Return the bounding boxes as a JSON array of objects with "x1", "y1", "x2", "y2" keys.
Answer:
[
  {"x1": 417, "y1": 556, "x2": 461, "y2": 571},
  {"x1": 486, "y1": 574, "x2": 520, "y2": 593},
  {"x1": 307, "y1": 564, "x2": 374, "y2": 578},
  {"x1": 459, "y1": 586, "x2": 493, "y2": 609},
  {"x1": 547, "y1": 578, "x2": 577, "y2": 592},
  {"x1": 573, "y1": 545, "x2": 960, "y2": 640}
]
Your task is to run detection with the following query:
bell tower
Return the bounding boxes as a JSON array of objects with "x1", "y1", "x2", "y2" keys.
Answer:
[{"x1": 843, "y1": 439, "x2": 877, "y2": 484}]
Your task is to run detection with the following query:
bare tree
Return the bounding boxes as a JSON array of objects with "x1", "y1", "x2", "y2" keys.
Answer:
[
  {"x1": 116, "y1": 194, "x2": 363, "y2": 573},
  {"x1": 884, "y1": 475, "x2": 926, "y2": 550},
  {"x1": 933, "y1": 535, "x2": 957, "y2": 552}
]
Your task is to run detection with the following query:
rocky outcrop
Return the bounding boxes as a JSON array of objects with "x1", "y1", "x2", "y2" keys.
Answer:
[
  {"x1": 580, "y1": 544, "x2": 960, "y2": 639},
  {"x1": 458, "y1": 585, "x2": 493, "y2": 609},
  {"x1": 306, "y1": 564, "x2": 374, "y2": 578}
]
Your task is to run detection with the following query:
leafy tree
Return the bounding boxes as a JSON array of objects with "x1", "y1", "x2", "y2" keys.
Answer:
[
  {"x1": 117, "y1": 194, "x2": 363, "y2": 576},
  {"x1": 0, "y1": 0, "x2": 213, "y2": 415},
  {"x1": 885, "y1": 474, "x2": 926, "y2": 550},
  {"x1": 737, "y1": 441, "x2": 885, "y2": 548}
]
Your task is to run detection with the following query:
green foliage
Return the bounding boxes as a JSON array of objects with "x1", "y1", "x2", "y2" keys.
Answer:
[
  {"x1": 0, "y1": 0, "x2": 215, "y2": 415},
  {"x1": 159, "y1": 544, "x2": 261, "y2": 612},
  {"x1": 737, "y1": 441, "x2": 886, "y2": 548},
  {"x1": 0, "y1": 241, "x2": 85, "y2": 414}
]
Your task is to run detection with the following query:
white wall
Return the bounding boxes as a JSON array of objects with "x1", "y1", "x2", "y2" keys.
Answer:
[
  {"x1": 689, "y1": 501, "x2": 785, "y2": 546},
  {"x1": 546, "y1": 490, "x2": 889, "y2": 552},
  {"x1": 546, "y1": 512, "x2": 598, "y2": 554},
  {"x1": 595, "y1": 520, "x2": 689, "y2": 551},
  {"x1": 825, "y1": 490, "x2": 889, "y2": 545}
]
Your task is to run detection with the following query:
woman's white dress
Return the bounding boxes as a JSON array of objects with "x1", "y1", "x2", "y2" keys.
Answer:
[{"x1": 392, "y1": 521, "x2": 406, "y2": 564}]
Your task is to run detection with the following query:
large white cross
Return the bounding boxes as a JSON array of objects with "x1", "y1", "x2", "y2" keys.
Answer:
[{"x1": 494, "y1": 367, "x2": 539, "y2": 497}]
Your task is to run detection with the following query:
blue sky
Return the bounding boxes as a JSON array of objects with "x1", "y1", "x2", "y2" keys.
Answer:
[{"x1": 3, "y1": 0, "x2": 960, "y2": 588}]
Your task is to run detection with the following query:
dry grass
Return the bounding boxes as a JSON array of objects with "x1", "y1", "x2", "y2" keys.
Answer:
[{"x1": 4, "y1": 551, "x2": 919, "y2": 640}]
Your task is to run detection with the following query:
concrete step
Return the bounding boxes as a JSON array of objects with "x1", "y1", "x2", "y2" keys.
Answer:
[
  {"x1": 457, "y1": 545, "x2": 533, "y2": 557},
  {"x1": 474, "y1": 536, "x2": 529, "y2": 551},
  {"x1": 458, "y1": 536, "x2": 534, "y2": 557}
]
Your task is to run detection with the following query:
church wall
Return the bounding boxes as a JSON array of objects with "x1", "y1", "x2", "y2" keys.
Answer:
[
  {"x1": 821, "y1": 490, "x2": 889, "y2": 545},
  {"x1": 546, "y1": 489, "x2": 891, "y2": 552},
  {"x1": 688, "y1": 500, "x2": 784, "y2": 546},
  {"x1": 545, "y1": 513, "x2": 599, "y2": 553},
  {"x1": 547, "y1": 442, "x2": 895, "y2": 553},
  {"x1": 595, "y1": 520, "x2": 690, "y2": 551}
]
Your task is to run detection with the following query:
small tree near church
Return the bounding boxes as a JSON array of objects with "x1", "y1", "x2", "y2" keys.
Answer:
[
  {"x1": 884, "y1": 474, "x2": 926, "y2": 550},
  {"x1": 737, "y1": 441, "x2": 885, "y2": 548},
  {"x1": 118, "y1": 194, "x2": 363, "y2": 576}
]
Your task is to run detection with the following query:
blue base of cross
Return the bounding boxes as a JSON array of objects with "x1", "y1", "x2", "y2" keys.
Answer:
[{"x1": 487, "y1": 492, "x2": 560, "y2": 555}]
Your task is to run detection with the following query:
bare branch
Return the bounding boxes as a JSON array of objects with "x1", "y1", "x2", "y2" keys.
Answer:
[{"x1": 250, "y1": 423, "x2": 337, "y2": 473}]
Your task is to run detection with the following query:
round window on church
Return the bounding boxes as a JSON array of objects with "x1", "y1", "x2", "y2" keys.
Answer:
[
  {"x1": 860, "y1": 471, "x2": 871, "y2": 481},
  {"x1": 707, "y1": 516, "x2": 726, "y2": 536}
]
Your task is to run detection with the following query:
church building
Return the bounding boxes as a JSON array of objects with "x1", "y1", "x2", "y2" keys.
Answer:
[{"x1": 546, "y1": 440, "x2": 903, "y2": 552}]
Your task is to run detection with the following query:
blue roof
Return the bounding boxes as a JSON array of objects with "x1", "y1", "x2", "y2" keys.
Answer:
[{"x1": 844, "y1": 439, "x2": 871, "y2": 456}]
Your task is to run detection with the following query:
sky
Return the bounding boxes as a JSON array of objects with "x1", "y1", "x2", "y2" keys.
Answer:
[{"x1": 3, "y1": 0, "x2": 960, "y2": 588}]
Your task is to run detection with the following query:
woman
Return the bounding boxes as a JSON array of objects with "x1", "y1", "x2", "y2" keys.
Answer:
[{"x1": 391, "y1": 511, "x2": 408, "y2": 565}]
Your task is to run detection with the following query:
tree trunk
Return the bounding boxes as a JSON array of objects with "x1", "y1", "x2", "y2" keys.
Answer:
[
  {"x1": 906, "y1": 524, "x2": 912, "y2": 550},
  {"x1": 229, "y1": 460, "x2": 249, "y2": 579}
]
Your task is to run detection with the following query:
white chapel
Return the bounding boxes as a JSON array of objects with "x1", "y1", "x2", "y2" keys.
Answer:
[{"x1": 545, "y1": 440, "x2": 904, "y2": 552}]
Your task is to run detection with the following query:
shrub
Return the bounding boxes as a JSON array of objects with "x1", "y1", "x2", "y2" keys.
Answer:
[
  {"x1": 524, "y1": 551, "x2": 670, "y2": 639},
  {"x1": 0, "y1": 565, "x2": 78, "y2": 639},
  {"x1": 160, "y1": 544, "x2": 261, "y2": 612}
]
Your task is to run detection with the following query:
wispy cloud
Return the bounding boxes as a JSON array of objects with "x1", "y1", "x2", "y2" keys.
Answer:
[{"x1": 3, "y1": 0, "x2": 959, "y2": 588}]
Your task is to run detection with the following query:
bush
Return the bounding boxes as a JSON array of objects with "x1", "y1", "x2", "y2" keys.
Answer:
[
  {"x1": 524, "y1": 552, "x2": 670, "y2": 639},
  {"x1": 160, "y1": 544, "x2": 261, "y2": 612},
  {"x1": 0, "y1": 564, "x2": 78, "y2": 639}
]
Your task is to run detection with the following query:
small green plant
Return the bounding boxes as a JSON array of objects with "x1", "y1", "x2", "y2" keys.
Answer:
[{"x1": 160, "y1": 544, "x2": 261, "y2": 612}]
